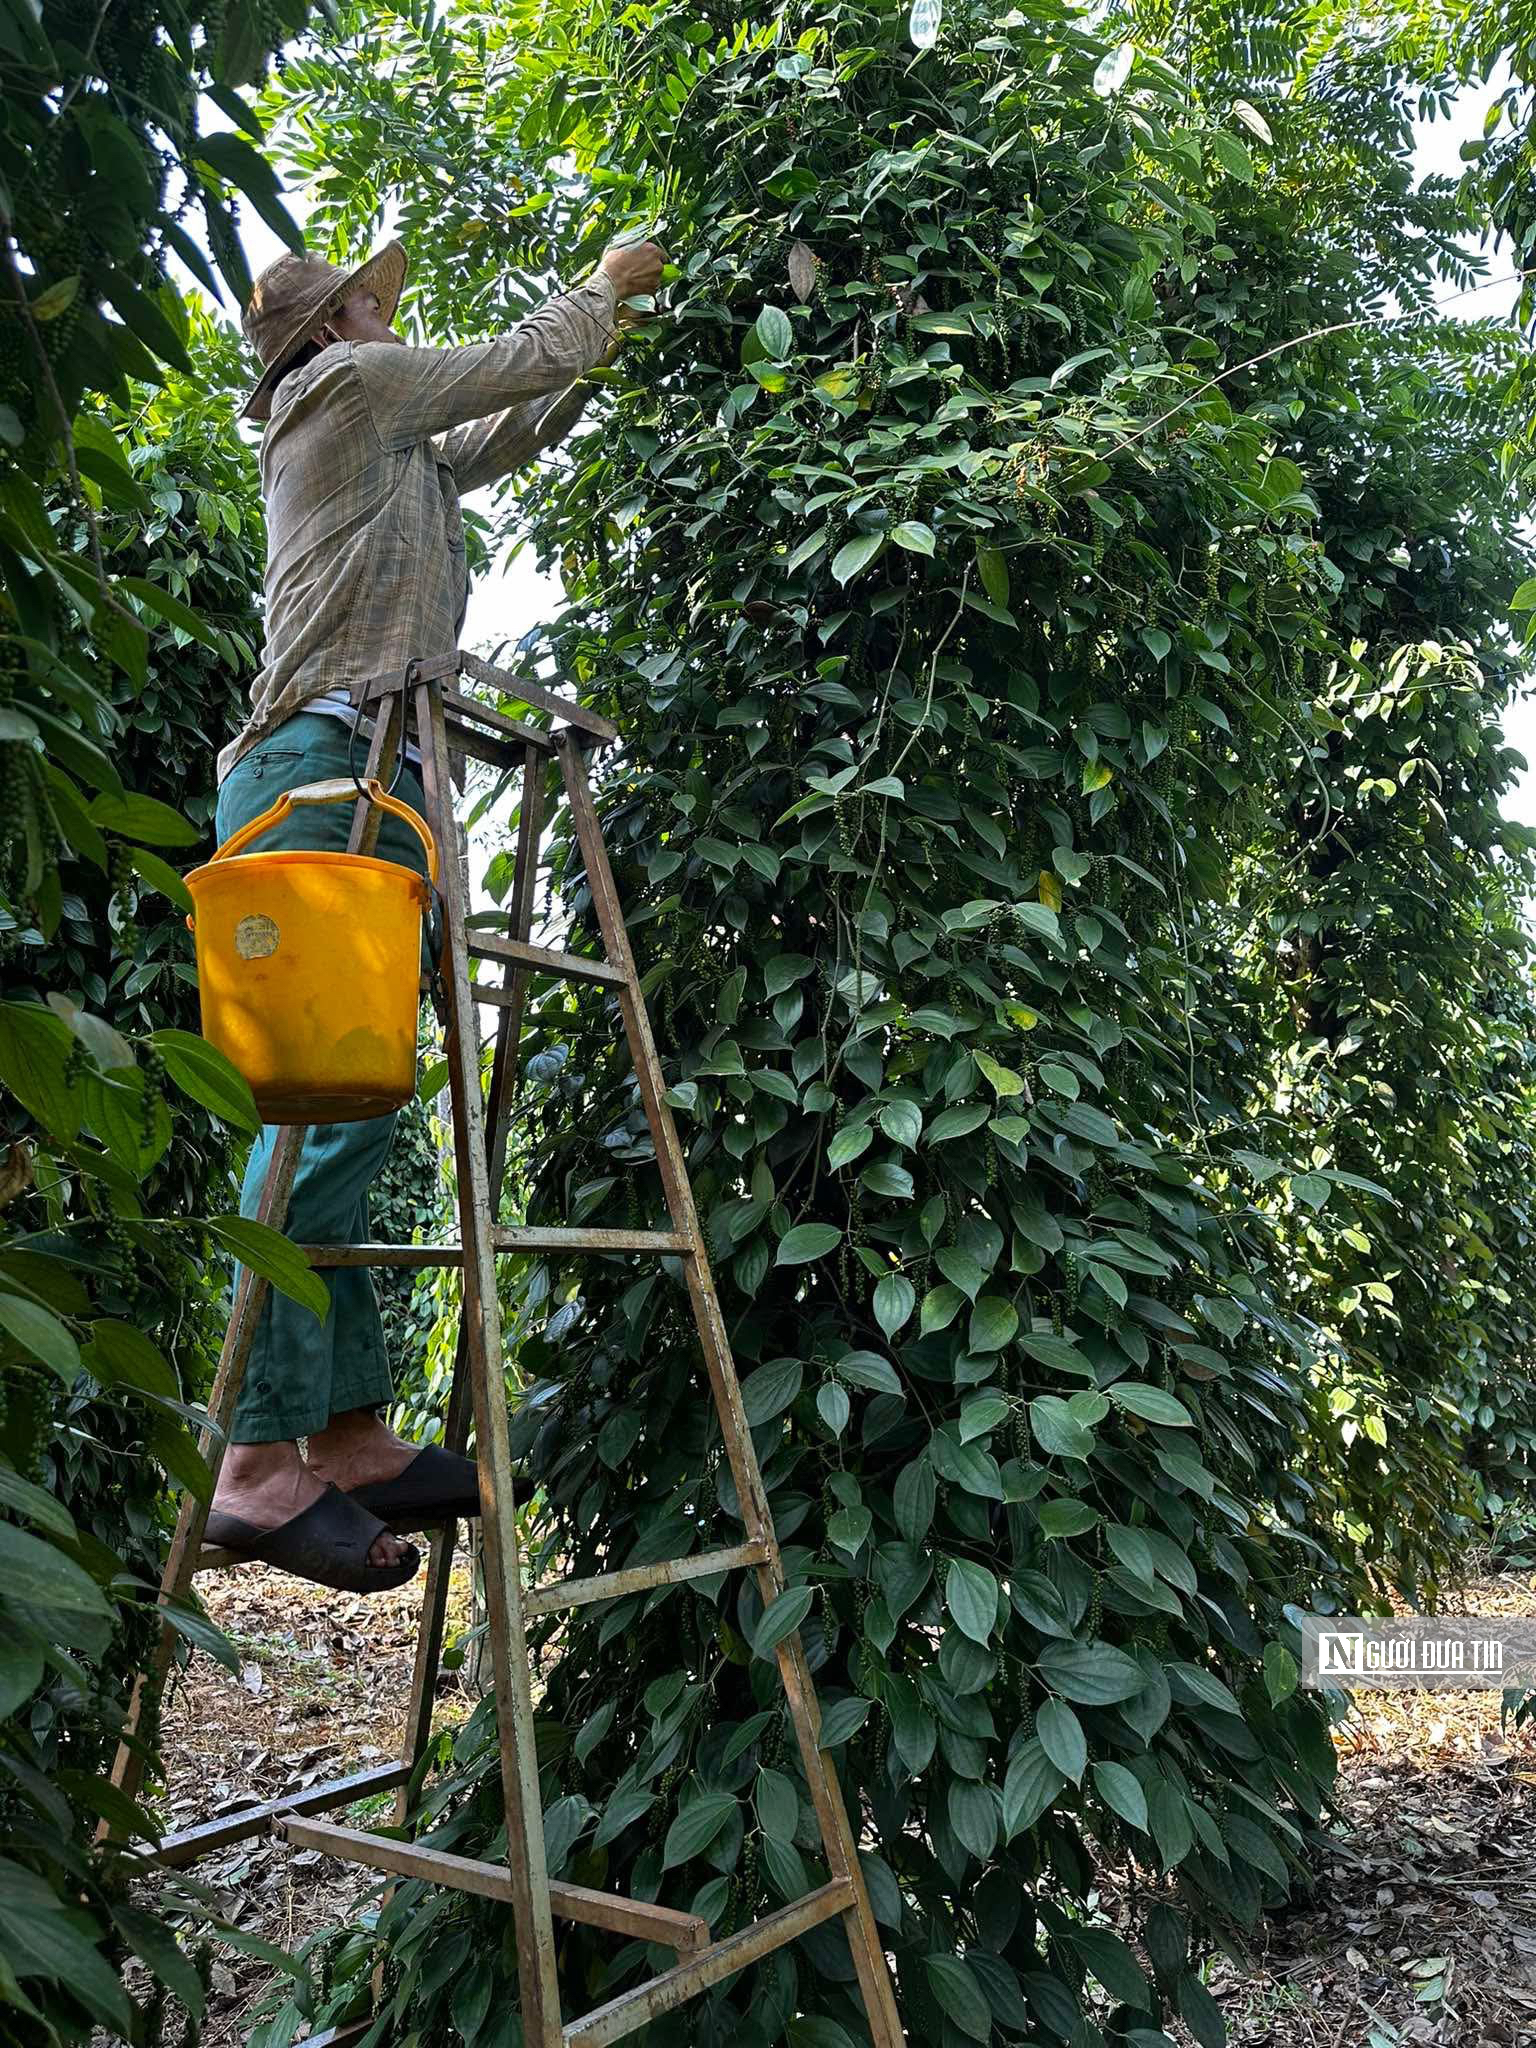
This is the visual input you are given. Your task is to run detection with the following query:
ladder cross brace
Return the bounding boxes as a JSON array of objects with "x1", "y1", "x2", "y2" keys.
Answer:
[{"x1": 281, "y1": 1816, "x2": 713, "y2": 1958}]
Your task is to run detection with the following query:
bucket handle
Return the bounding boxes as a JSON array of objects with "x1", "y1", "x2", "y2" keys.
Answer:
[{"x1": 208, "y1": 777, "x2": 440, "y2": 885}]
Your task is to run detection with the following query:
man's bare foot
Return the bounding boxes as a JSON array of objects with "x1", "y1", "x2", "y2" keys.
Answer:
[
  {"x1": 306, "y1": 1408, "x2": 419, "y2": 1498},
  {"x1": 212, "y1": 1439, "x2": 409, "y2": 1569}
]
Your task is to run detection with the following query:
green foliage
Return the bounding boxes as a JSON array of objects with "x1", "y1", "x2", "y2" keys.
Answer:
[
  {"x1": 488, "y1": 9, "x2": 1352, "y2": 2010},
  {"x1": 257, "y1": 4, "x2": 1536, "y2": 2043},
  {"x1": 0, "y1": 317, "x2": 331, "y2": 2048},
  {"x1": 0, "y1": 7, "x2": 318, "y2": 2042},
  {"x1": 252, "y1": 2, "x2": 1531, "y2": 2040}
]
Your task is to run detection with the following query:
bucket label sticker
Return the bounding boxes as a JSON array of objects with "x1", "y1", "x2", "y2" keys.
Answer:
[{"x1": 235, "y1": 913, "x2": 280, "y2": 960}]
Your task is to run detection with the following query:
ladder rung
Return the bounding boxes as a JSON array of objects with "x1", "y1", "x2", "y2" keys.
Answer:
[
  {"x1": 283, "y1": 1817, "x2": 711, "y2": 1956},
  {"x1": 297, "y1": 1228, "x2": 691, "y2": 1269},
  {"x1": 154, "y1": 1762, "x2": 410, "y2": 1868},
  {"x1": 565, "y1": 1880, "x2": 857, "y2": 2047},
  {"x1": 440, "y1": 714, "x2": 526, "y2": 774},
  {"x1": 301, "y1": 1242, "x2": 466, "y2": 1268},
  {"x1": 195, "y1": 1539, "x2": 304, "y2": 1573},
  {"x1": 442, "y1": 683, "x2": 557, "y2": 754},
  {"x1": 469, "y1": 933, "x2": 628, "y2": 987},
  {"x1": 525, "y1": 1542, "x2": 769, "y2": 1617},
  {"x1": 459, "y1": 652, "x2": 619, "y2": 742},
  {"x1": 498, "y1": 1226, "x2": 693, "y2": 1256}
]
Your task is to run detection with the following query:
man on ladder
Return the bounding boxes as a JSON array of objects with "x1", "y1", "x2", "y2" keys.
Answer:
[{"x1": 204, "y1": 233, "x2": 666, "y2": 1594}]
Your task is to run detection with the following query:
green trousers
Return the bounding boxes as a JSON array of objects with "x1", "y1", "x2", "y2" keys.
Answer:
[{"x1": 215, "y1": 712, "x2": 430, "y2": 1444}]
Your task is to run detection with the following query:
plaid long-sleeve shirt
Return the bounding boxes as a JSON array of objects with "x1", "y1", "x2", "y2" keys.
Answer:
[{"x1": 218, "y1": 270, "x2": 619, "y2": 780}]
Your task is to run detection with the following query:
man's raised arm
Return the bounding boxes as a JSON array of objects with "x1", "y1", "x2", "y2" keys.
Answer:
[
  {"x1": 440, "y1": 240, "x2": 667, "y2": 491},
  {"x1": 352, "y1": 242, "x2": 667, "y2": 481}
]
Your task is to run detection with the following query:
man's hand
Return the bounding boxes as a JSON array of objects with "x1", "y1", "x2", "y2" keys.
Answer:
[{"x1": 601, "y1": 239, "x2": 668, "y2": 311}]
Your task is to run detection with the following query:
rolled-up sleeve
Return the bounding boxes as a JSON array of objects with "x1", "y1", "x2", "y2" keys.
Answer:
[{"x1": 353, "y1": 273, "x2": 618, "y2": 458}]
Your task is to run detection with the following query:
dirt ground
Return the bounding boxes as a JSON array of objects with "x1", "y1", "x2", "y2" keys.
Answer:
[
  {"x1": 1215, "y1": 1568, "x2": 1536, "y2": 2048},
  {"x1": 147, "y1": 1563, "x2": 1536, "y2": 2047},
  {"x1": 154, "y1": 1546, "x2": 480, "y2": 2046}
]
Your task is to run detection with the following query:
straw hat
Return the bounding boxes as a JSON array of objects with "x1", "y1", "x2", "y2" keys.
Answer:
[{"x1": 241, "y1": 240, "x2": 407, "y2": 421}]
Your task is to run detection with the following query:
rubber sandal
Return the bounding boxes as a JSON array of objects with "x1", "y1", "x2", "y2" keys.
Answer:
[
  {"x1": 347, "y1": 1446, "x2": 481, "y2": 1527},
  {"x1": 203, "y1": 1483, "x2": 421, "y2": 1593}
]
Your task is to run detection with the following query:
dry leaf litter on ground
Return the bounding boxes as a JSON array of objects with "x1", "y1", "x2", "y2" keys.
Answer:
[
  {"x1": 137, "y1": 1563, "x2": 1536, "y2": 2046},
  {"x1": 151, "y1": 1549, "x2": 478, "y2": 2046}
]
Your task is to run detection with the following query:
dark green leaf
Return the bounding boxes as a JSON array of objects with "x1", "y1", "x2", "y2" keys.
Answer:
[
  {"x1": 195, "y1": 132, "x2": 305, "y2": 254},
  {"x1": 1147, "y1": 1779, "x2": 1195, "y2": 1868},
  {"x1": 1092, "y1": 1759, "x2": 1149, "y2": 1831},
  {"x1": 776, "y1": 1222, "x2": 841, "y2": 1264},
  {"x1": 755, "y1": 306, "x2": 793, "y2": 357},
  {"x1": 1036, "y1": 1698, "x2": 1087, "y2": 1783},
  {"x1": 945, "y1": 1557, "x2": 999, "y2": 1644},
  {"x1": 1002, "y1": 1738, "x2": 1065, "y2": 1836},
  {"x1": 0, "y1": 1001, "x2": 82, "y2": 1140},
  {"x1": 1031, "y1": 1395, "x2": 1095, "y2": 1461},
  {"x1": 927, "y1": 1103, "x2": 990, "y2": 1143},
  {"x1": 661, "y1": 1792, "x2": 736, "y2": 1868},
  {"x1": 0, "y1": 1292, "x2": 80, "y2": 1384},
  {"x1": 159, "y1": 1595, "x2": 239, "y2": 1674},
  {"x1": 891, "y1": 520, "x2": 936, "y2": 556},
  {"x1": 1168, "y1": 1661, "x2": 1242, "y2": 1716},
  {"x1": 1036, "y1": 1498, "x2": 1101, "y2": 1538},
  {"x1": 100, "y1": 274, "x2": 192, "y2": 372},
  {"x1": 594, "y1": 1786, "x2": 655, "y2": 1849},
  {"x1": 924, "y1": 1955, "x2": 992, "y2": 2042},
  {"x1": 1263, "y1": 1641, "x2": 1298, "y2": 1704},
  {"x1": 817, "y1": 1695, "x2": 871, "y2": 1747},
  {"x1": 741, "y1": 1356, "x2": 803, "y2": 1425},
  {"x1": 151, "y1": 1028, "x2": 260, "y2": 1132},
  {"x1": 969, "y1": 1295, "x2": 1019, "y2": 1352},
  {"x1": 755, "y1": 1766, "x2": 799, "y2": 1843},
  {"x1": 753, "y1": 1585, "x2": 814, "y2": 1658},
  {"x1": 1037, "y1": 1640, "x2": 1148, "y2": 1704},
  {"x1": 1111, "y1": 1383, "x2": 1195, "y2": 1427},
  {"x1": 837, "y1": 1349, "x2": 900, "y2": 1393},
  {"x1": 207, "y1": 1216, "x2": 330, "y2": 1320},
  {"x1": 82, "y1": 1320, "x2": 179, "y2": 1398},
  {"x1": 831, "y1": 533, "x2": 885, "y2": 585},
  {"x1": 873, "y1": 1272, "x2": 915, "y2": 1338},
  {"x1": 0, "y1": 1466, "x2": 74, "y2": 1542},
  {"x1": 128, "y1": 846, "x2": 194, "y2": 911},
  {"x1": 88, "y1": 791, "x2": 201, "y2": 847},
  {"x1": 1178, "y1": 1969, "x2": 1228, "y2": 2048},
  {"x1": 0, "y1": 1523, "x2": 110, "y2": 1619}
]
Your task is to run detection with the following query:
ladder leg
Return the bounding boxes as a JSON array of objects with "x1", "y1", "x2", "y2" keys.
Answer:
[
  {"x1": 109, "y1": 1126, "x2": 307, "y2": 1813},
  {"x1": 347, "y1": 690, "x2": 404, "y2": 856},
  {"x1": 416, "y1": 679, "x2": 564, "y2": 2047},
  {"x1": 384, "y1": 687, "x2": 459, "y2": 1801},
  {"x1": 774, "y1": 1634, "x2": 907, "y2": 2045},
  {"x1": 553, "y1": 736, "x2": 777, "y2": 1543},
  {"x1": 390, "y1": 742, "x2": 547, "y2": 1807},
  {"x1": 554, "y1": 735, "x2": 904, "y2": 2044},
  {"x1": 485, "y1": 742, "x2": 547, "y2": 1195}
]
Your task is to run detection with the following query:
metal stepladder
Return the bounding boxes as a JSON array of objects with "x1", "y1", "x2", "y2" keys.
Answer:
[{"x1": 110, "y1": 656, "x2": 905, "y2": 2048}]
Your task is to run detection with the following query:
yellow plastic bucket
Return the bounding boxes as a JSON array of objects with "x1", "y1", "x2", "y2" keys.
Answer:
[{"x1": 186, "y1": 776, "x2": 438, "y2": 1125}]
